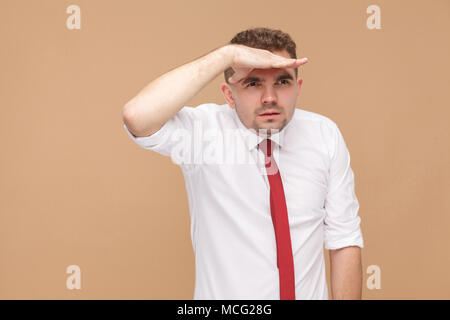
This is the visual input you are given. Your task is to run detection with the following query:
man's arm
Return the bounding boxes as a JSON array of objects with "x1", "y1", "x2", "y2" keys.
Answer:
[
  {"x1": 329, "y1": 246, "x2": 362, "y2": 299},
  {"x1": 122, "y1": 45, "x2": 234, "y2": 138},
  {"x1": 122, "y1": 44, "x2": 308, "y2": 138}
]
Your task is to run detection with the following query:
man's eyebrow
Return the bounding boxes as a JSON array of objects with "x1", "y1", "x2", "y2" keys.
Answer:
[{"x1": 241, "y1": 72, "x2": 294, "y2": 85}]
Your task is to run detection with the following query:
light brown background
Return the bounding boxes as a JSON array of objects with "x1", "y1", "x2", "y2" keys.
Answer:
[{"x1": 1, "y1": 0, "x2": 449, "y2": 299}]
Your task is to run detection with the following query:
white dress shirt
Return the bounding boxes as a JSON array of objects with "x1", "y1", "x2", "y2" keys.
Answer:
[{"x1": 123, "y1": 102, "x2": 364, "y2": 300}]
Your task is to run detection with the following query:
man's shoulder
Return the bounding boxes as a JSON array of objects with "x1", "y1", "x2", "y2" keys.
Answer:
[
  {"x1": 185, "y1": 102, "x2": 228, "y2": 111},
  {"x1": 177, "y1": 102, "x2": 234, "y2": 129},
  {"x1": 292, "y1": 107, "x2": 338, "y2": 130},
  {"x1": 181, "y1": 102, "x2": 231, "y2": 117}
]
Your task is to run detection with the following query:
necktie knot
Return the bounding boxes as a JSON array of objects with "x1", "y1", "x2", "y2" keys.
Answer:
[
  {"x1": 258, "y1": 139, "x2": 272, "y2": 158},
  {"x1": 258, "y1": 139, "x2": 280, "y2": 175}
]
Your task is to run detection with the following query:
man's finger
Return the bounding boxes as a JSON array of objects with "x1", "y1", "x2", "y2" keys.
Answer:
[
  {"x1": 229, "y1": 67, "x2": 252, "y2": 84},
  {"x1": 273, "y1": 57, "x2": 308, "y2": 68},
  {"x1": 297, "y1": 57, "x2": 308, "y2": 65}
]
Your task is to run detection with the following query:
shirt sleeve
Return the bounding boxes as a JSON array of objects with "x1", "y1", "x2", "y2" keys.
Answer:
[
  {"x1": 323, "y1": 122, "x2": 364, "y2": 250},
  {"x1": 123, "y1": 105, "x2": 206, "y2": 164}
]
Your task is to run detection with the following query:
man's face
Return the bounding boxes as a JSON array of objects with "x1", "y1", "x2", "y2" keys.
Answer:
[{"x1": 221, "y1": 50, "x2": 303, "y2": 137}]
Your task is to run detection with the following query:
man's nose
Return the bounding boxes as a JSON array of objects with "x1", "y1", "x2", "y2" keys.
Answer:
[{"x1": 261, "y1": 85, "x2": 278, "y2": 105}]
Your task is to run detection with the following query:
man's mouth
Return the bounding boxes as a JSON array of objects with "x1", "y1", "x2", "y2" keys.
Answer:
[{"x1": 259, "y1": 110, "x2": 281, "y2": 118}]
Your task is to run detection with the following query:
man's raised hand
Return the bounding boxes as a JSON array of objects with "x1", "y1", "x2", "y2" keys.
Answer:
[{"x1": 227, "y1": 44, "x2": 308, "y2": 84}]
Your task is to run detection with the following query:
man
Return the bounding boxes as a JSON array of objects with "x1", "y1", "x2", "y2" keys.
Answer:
[{"x1": 122, "y1": 27, "x2": 364, "y2": 300}]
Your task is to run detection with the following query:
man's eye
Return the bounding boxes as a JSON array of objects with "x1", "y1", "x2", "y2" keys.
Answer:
[
  {"x1": 246, "y1": 82, "x2": 259, "y2": 87},
  {"x1": 245, "y1": 80, "x2": 289, "y2": 87}
]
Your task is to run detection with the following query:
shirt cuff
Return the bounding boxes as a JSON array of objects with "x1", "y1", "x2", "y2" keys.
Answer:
[
  {"x1": 123, "y1": 122, "x2": 168, "y2": 150},
  {"x1": 324, "y1": 228, "x2": 364, "y2": 250}
]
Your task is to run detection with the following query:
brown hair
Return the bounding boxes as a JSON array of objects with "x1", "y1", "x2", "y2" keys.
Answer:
[{"x1": 224, "y1": 27, "x2": 298, "y2": 84}]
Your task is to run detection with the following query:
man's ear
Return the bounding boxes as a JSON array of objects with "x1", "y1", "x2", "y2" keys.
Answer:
[
  {"x1": 296, "y1": 77, "x2": 303, "y2": 98},
  {"x1": 221, "y1": 82, "x2": 236, "y2": 109}
]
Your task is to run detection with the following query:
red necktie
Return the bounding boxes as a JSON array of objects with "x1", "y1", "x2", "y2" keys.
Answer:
[{"x1": 258, "y1": 138, "x2": 296, "y2": 300}]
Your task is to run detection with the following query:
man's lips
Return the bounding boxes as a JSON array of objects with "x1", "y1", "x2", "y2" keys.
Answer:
[
  {"x1": 259, "y1": 109, "x2": 281, "y2": 115},
  {"x1": 259, "y1": 113, "x2": 281, "y2": 119},
  {"x1": 259, "y1": 110, "x2": 281, "y2": 118}
]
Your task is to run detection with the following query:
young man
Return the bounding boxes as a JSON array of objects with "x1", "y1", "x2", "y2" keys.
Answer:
[{"x1": 123, "y1": 27, "x2": 364, "y2": 300}]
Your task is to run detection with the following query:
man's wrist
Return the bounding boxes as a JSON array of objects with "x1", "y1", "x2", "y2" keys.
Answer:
[{"x1": 216, "y1": 44, "x2": 235, "y2": 70}]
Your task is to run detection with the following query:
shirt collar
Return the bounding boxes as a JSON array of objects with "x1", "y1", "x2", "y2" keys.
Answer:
[{"x1": 230, "y1": 106, "x2": 292, "y2": 151}]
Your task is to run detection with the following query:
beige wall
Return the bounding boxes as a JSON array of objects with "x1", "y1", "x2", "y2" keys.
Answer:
[{"x1": 1, "y1": 0, "x2": 449, "y2": 299}]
